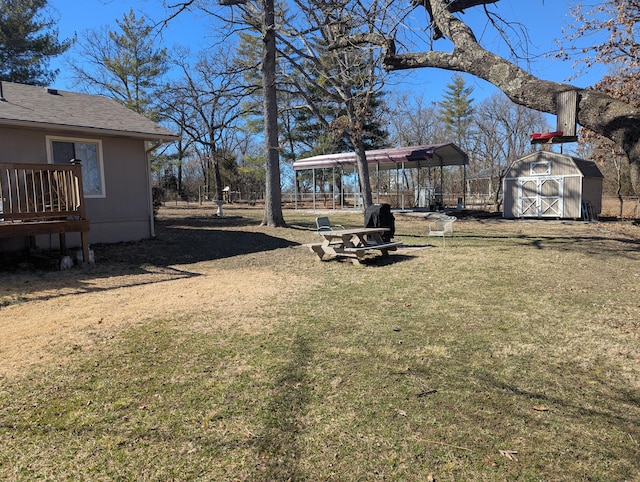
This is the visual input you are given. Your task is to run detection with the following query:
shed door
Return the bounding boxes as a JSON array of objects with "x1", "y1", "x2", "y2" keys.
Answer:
[{"x1": 518, "y1": 177, "x2": 563, "y2": 217}]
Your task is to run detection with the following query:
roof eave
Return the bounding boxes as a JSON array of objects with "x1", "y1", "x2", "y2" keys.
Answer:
[{"x1": 0, "y1": 118, "x2": 179, "y2": 142}]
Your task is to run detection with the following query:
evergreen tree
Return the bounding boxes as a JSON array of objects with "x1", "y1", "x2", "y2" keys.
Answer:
[
  {"x1": 437, "y1": 73, "x2": 475, "y2": 149},
  {"x1": 0, "y1": 0, "x2": 71, "y2": 85},
  {"x1": 284, "y1": 69, "x2": 389, "y2": 158},
  {"x1": 69, "y1": 8, "x2": 168, "y2": 119}
]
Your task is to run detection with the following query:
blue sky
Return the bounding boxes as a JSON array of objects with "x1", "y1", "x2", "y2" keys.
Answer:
[{"x1": 47, "y1": 0, "x2": 607, "y2": 103}]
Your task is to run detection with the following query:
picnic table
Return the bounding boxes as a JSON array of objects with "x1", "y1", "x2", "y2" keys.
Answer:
[{"x1": 306, "y1": 227, "x2": 402, "y2": 265}]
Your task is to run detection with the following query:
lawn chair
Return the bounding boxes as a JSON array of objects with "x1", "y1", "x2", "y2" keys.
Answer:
[
  {"x1": 316, "y1": 216, "x2": 345, "y2": 232},
  {"x1": 428, "y1": 215, "x2": 457, "y2": 247}
]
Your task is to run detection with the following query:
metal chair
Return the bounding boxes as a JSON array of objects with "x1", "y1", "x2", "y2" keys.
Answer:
[
  {"x1": 315, "y1": 216, "x2": 344, "y2": 232},
  {"x1": 428, "y1": 215, "x2": 457, "y2": 247}
]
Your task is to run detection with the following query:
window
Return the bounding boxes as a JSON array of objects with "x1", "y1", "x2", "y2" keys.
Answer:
[
  {"x1": 47, "y1": 137, "x2": 105, "y2": 197},
  {"x1": 530, "y1": 161, "x2": 551, "y2": 176}
]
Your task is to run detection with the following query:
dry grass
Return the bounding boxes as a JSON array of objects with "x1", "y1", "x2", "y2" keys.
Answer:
[
  {"x1": 0, "y1": 203, "x2": 639, "y2": 481},
  {"x1": 601, "y1": 196, "x2": 640, "y2": 219}
]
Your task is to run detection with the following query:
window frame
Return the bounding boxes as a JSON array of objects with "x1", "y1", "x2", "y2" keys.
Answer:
[
  {"x1": 46, "y1": 135, "x2": 106, "y2": 198},
  {"x1": 529, "y1": 161, "x2": 551, "y2": 176}
]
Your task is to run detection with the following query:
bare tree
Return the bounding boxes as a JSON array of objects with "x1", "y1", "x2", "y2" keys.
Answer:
[
  {"x1": 389, "y1": 94, "x2": 442, "y2": 147},
  {"x1": 161, "y1": 48, "x2": 251, "y2": 215},
  {"x1": 387, "y1": 93, "x2": 444, "y2": 205},
  {"x1": 559, "y1": 0, "x2": 640, "y2": 214},
  {"x1": 376, "y1": 0, "x2": 640, "y2": 194},
  {"x1": 163, "y1": 0, "x2": 286, "y2": 226},
  {"x1": 259, "y1": 0, "x2": 285, "y2": 225},
  {"x1": 473, "y1": 92, "x2": 547, "y2": 210},
  {"x1": 559, "y1": 0, "x2": 640, "y2": 81}
]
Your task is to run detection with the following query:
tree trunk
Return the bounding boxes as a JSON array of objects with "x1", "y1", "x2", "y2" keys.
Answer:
[
  {"x1": 352, "y1": 134, "x2": 373, "y2": 209},
  {"x1": 383, "y1": 0, "x2": 640, "y2": 194},
  {"x1": 345, "y1": 94, "x2": 373, "y2": 210},
  {"x1": 260, "y1": 0, "x2": 286, "y2": 227},
  {"x1": 212, "y1": 151, "x2": 224, "y2": 216}
]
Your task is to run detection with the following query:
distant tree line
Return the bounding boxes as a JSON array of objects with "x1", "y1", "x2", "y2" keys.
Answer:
[{"x1": 2, "y1": 0, "x2": 638, "y2": 219}]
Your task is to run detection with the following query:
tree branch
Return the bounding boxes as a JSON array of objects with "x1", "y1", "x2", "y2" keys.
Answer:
[{"x1": 384, "y1": 0, "x2": 640, "y2": 191}]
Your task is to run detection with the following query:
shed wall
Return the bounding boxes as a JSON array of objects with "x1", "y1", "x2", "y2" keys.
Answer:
[
  {"x1": 582, "y1": 178, "x2": 603, "y2": 214},
  {"x1": 562, "y1": 175, "x2": 583, "y2": 218},
  {"x1": 504, "y1": 151, "x2": 580, "y2": 178},
  {"x1": 503, "y1": 179, "x2": 518, "y2": 218}
]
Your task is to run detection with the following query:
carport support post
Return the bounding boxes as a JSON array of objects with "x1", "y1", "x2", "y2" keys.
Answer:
[
  {"x1": 376, "y1": 163, "x2": 380, "y2": 204},
  {"x1": 401, "y1": 161, "x2": 406, "y2": 210},
  {"x1": 332, "y1": 167, "x2": 336, "y2": 210},
  {"x1": 395, "y1": 166, "x2": 399, "y2": 208},
  {"x1": 463, "y1": 164, "x2": 467, "y2": 208},
  {"x1": 416, "y1": 161, "x2": 420, "y2": 207},
  {"x1": 294, "y1": 170, "x2": 298, "y2": 209},
  {"x1": 341, "y1": 168, "x2": 345, "y2": 209},
  {"x1": 428, "y1": 161, "x2": 432, "y2": 209},
  {"x1": 312, "y1": 168, "x2": 316, "y2": 210},
  {"x1": 440, "y1": 155, "x2": 444, "y2": 209}
]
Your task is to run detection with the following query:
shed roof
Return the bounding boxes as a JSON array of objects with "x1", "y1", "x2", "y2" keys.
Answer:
[
  {"x1": 0, "y1": 81, "x2": 178, "y2": 141},
  {"x1": 293, "y1": 143, "x2": 468, "y2": 171},
  {"x1": 572, "y1": 157, "x2": 604, "y2": 178},
  {"x1": 508, "y1": 151, "x2": 603, "y2": 179}
]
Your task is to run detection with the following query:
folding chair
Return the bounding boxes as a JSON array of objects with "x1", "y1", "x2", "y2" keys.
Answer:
[{"x1": 315, "y1": 216, "x2": 344, "y2": 232}]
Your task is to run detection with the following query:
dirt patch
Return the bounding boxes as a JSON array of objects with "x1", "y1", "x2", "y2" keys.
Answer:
[{"x1": 0, "y1": 206, "x2": 315, "y2": 378}]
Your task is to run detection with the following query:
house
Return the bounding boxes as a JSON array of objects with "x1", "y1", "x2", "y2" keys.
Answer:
[
  {"x1": 0, "y1": 81, "x2": 178, "y2": 252},
  {"x1": 503, "y1": 150, "x2": 603, "y2": 219}
]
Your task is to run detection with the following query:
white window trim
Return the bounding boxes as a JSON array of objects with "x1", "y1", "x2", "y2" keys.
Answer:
[
  {"x1": 529, "y1": 161, "x2": 551, "y2": 176},
  {"x1": 46, "y1": 135, "x2": 106, "y2": 198}
]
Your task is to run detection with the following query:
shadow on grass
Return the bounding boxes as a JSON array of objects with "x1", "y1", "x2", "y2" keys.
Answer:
[
  {"x1": 97, "y1": 216, "x2": 298, "y2": 266},
  {"x1": 452, "y1": 232, "x2": 640, "y2": 255},
  {"x1": 0, "y1": 214, "x2": 300, "y2": 306},
  {"x1": 477, "y1": 370, "x2": 640, "y2": 429},
  {"x1": 360, "y1": 253, "x2": 416, "y2": 266},
  {"x1": 254, "y1": 333, "x2": 313, "y2": 480}
]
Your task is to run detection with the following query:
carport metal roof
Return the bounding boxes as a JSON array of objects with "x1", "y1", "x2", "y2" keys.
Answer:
[{"x1": 292, "y1": 143, "x2": 469, "y2": 171}]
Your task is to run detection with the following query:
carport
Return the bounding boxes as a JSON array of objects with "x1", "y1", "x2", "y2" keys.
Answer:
[{"x1": 292, "y1": 143, "x2": 469, "y2": 210}]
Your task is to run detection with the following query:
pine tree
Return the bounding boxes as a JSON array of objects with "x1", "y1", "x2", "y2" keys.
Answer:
[
  {"x1": 0, "y1": 0, "x2": 71, "y2": 85},
  {"x1": 70, "y1": 8, "x2": 168, "y2": 119},
  {"x1": 437, "y1": 74, "x2": 475, "y2": 149}
]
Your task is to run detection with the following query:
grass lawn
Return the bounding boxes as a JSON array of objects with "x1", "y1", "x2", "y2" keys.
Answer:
[{"x1": 1, "y1": 205, "x2": 639, "y2": 481}]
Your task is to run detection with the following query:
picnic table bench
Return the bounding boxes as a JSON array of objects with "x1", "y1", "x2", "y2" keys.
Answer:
[
  {"x1": 0, "y1": 162, "x2": 90, "y2": 263},
  {"x1": 307, "y1": 227, "x2": 402, "y2": 265}
]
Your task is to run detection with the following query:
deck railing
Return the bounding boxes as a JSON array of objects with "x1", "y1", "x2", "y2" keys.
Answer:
[
  {"x1": 0, "y1": 161, "x2": 90, "y2": 263},
  {"x1": 0, "y1": 162, "x2": 86, "y2": 221}
]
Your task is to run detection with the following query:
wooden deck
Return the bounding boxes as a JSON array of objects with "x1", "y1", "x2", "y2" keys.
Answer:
[{"x1": 0, "y1": 162, "x2": 90, "y2": 263}]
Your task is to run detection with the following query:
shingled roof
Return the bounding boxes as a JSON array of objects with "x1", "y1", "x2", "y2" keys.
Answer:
[{"x1": 0, "y1": 81, "x2": 178, "y2": 141}]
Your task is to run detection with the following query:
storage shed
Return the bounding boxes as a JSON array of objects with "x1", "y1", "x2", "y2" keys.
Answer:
[{"x1": 503, "y1": 151, "x2": 603, "y2": 219}]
